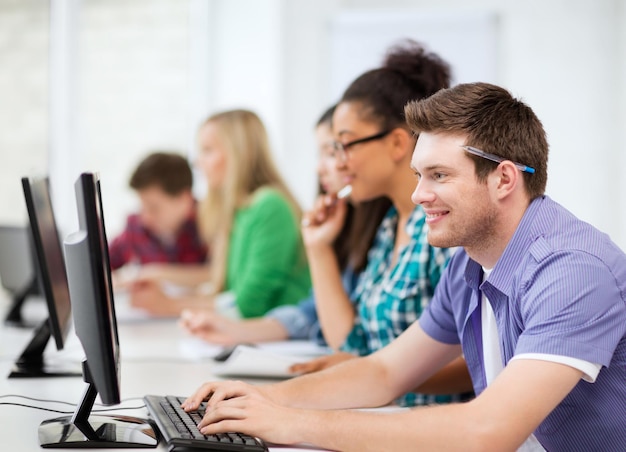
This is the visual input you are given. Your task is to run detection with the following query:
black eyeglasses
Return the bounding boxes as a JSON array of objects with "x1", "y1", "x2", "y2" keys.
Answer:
[{"x1": 332, "y1": 130, "x2": 392, "y2": 162}]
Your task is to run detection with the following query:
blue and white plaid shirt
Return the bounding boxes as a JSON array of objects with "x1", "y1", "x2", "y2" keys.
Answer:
[{"x1": 342, "y1": 205, "x2": 459, "y2": 406}]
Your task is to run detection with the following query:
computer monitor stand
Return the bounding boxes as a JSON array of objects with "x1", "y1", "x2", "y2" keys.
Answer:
[
  {"x1": 8, "y1": 319, "x2": 81, "y2": 378},
  {"x1": 3, "y1": 276, "x2": 39, "y2": 328},
  {"x1": 38, "y1": 361, "x2": 157, "y2": 448}
]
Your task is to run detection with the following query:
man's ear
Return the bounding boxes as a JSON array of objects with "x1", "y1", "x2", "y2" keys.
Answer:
[{"x1": 491, "y1": 161, "x2": 521, "y2": 200}]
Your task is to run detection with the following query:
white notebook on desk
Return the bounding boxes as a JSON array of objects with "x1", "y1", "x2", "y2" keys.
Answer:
[
  {"x1": 179, "y1": 339, "x2": 330, "y2": 378},
  {"x1": 211, "y1": 345, "x2": 303, "y2": 378}
]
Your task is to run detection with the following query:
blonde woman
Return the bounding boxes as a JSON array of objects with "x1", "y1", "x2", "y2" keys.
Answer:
[
  {"x1": 179, "y1": 106, "x2": 390, "y2": 345},
  {"x1": 129, "y1": 110, "x2": 311, "y2": 318}
]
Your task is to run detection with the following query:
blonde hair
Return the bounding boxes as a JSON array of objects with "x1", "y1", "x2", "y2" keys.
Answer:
[{"x1": 198, "y1": 109, "x2": 302, "y2": 291}]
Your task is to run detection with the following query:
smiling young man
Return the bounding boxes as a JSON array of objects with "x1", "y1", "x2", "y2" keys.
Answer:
[{"x1": 182, "y1": 83, "x2": 626, "y2": 451}]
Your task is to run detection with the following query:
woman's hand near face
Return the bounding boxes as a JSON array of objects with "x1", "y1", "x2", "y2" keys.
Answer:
[{"x1": 301, "y1": 195, "x2": 348, "y2": 249}]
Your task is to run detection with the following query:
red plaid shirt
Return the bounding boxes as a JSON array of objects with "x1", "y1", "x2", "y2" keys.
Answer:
[{"x1": 108, "y1": 211, "x2": 208, "y2": 271}]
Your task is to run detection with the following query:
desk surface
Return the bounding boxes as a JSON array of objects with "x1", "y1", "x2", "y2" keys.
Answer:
[{"x1": 0, "y1": 294, "x2": 328, "y2": 451}]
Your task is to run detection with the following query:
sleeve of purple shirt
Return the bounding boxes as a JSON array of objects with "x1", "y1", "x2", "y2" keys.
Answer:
[
  {"x1": 514, "y1": 246, "x2": 626, "y2": 367},
  {"x1": 419, "y1": 250, "x2": 468, "y2": 345}
]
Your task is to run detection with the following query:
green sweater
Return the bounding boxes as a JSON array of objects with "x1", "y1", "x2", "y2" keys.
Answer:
[{"x1": 225, "y1": 187, "x2": 311, "y2": 318}]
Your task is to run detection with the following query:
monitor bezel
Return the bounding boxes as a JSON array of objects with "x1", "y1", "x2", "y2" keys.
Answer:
[
  {"x1": 8, "y1": 177, "x2": 79, "y2": 379},
  {"x1": 70, "y1": 172, "x2": 121, "y2": 404},
  {"x1": 21, "y1": 176, "x2": 72, "y2": 348}
]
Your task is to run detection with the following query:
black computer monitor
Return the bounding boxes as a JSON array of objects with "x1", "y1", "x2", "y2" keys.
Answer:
[
  {"x1": 38, "y1": 172, "x2": 157, "y2": 448},
  {"x1": 8, "y1": 177, "x2": 80, "y2": 378}
]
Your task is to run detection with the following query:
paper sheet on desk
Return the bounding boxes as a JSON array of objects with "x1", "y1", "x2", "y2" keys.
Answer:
[
  {"x1": 178, "y1": 338, "x2": 331, "y2": 377},
  {"x1": 257, "y1": 340, "x2": 330, "y2": 357},
  {"x1": 178, "y1": 336, "x2": 224, "y2": 360},
  {"x1": 211, "y1": 345, "x2": 304, "y2": 378},
  {"x1": 178, "y1": 337, "x2": 330, "y2": 361}
]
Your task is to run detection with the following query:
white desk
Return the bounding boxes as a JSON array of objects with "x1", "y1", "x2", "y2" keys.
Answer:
[{"x1": 0, "y1": 295, "x2": 328, "y2": 451}]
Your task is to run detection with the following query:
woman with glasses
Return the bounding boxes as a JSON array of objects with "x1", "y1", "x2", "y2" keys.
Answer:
[{"x1": 296, "y1": 40, "x2": 472, "y2": 406}]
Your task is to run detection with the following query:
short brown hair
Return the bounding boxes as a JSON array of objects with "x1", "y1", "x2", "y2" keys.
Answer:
[
  {"x1": 129, "y1": 152, "x2": 193, "y2": 196},
  {"x1": 404, "y1": 82, "x2": 548, "y2": 199}
]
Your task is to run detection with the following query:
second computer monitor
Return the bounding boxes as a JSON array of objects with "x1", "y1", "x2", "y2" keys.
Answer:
[{"x1": 8, "y1": 176, "x2": 78, "y2": 378}]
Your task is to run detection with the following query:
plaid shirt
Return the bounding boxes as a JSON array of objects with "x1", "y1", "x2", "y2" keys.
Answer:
[
  {"x1": 342, "y1": 205, "x2": 458, "y2": 406},
  {"x1": 108, "y1": 212, "x2": 208, "y2": 271}
]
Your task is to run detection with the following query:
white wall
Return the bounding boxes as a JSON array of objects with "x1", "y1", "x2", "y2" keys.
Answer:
[
  {"x1": 309, "y1": 0, "x2": 625, "y2": 250},
  {"x1": 499, "y1": 0, "x2": 622, "y2": 247},
  {"x1": 277, "y1": 0, "x2": 626, "y2": 249},
  {"x1": 76, "y1": 0, "x2": 191, "y2": 235},
  {"x1": 619, "y1": 0, "x2": 626, "y2": 252},
  {"x1": 0, "y1": 0, "x2": 624, "y2": 250},
  {"x1": 0, "y1": 0, "x2": 48, "y2": 225}
]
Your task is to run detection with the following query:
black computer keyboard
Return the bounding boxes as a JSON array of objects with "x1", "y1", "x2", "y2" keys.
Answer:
[{"x1": 144, "y1": 395, "x2": 268, "y2": 451}]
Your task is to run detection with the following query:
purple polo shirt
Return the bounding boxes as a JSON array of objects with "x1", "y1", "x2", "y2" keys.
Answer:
[{"x1": 420, "y1": 196, "x2": 626, "y2": 451}]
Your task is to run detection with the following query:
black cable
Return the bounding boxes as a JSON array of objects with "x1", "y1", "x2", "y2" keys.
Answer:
[
  {"x1": 0, "y1": 394, "x2": 143, "y2": 405},
  {"x1": 0, "y1": 394, "x2": 145, "y2": 413},
  {"x1": 0, "y1": 402, "x2": 73, "y2": 414},
  {"x1": 0, "y1": 401, "x2": 146, "y2": 414}
]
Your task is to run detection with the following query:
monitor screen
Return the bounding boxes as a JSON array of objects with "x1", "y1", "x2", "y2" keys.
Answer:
[
  {"x1": 8, "y1": 177, "x2": 79, "y2": 378},
  {"x1": 65, "y1": 172, "x2": 120, "y2": 404},
  {"x1": 0, "y1": 224, "x2": 40, "y2": 326},
  {"x1": 38, "y1": 172, "x2": 156, "y2": 448}
]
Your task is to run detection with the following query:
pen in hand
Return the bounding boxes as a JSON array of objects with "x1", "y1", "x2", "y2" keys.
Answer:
[
  {"x1": 336, "y1": 184, "x2": 352, "y2": 200},
  {"x1": 301, "y1": 185, "x2": 352, "y2": 228}
]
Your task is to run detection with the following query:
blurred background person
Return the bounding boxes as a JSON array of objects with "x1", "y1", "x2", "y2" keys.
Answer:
[
  {"x1": 109, "y1": 151, "x2": 208, "y2": 279},
  {"x1": 129, "y1": 110, "x2": 311, "y2": 319}
]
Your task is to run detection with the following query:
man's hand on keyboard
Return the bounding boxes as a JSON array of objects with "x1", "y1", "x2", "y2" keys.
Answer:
[{"x1": 181, "y1": 380, "x2": 305, "y2": 445}]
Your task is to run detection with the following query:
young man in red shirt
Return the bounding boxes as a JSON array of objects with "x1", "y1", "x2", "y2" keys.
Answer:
[{"x1": 108, "y1": 152, "x2": 207, "y2": 272}]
